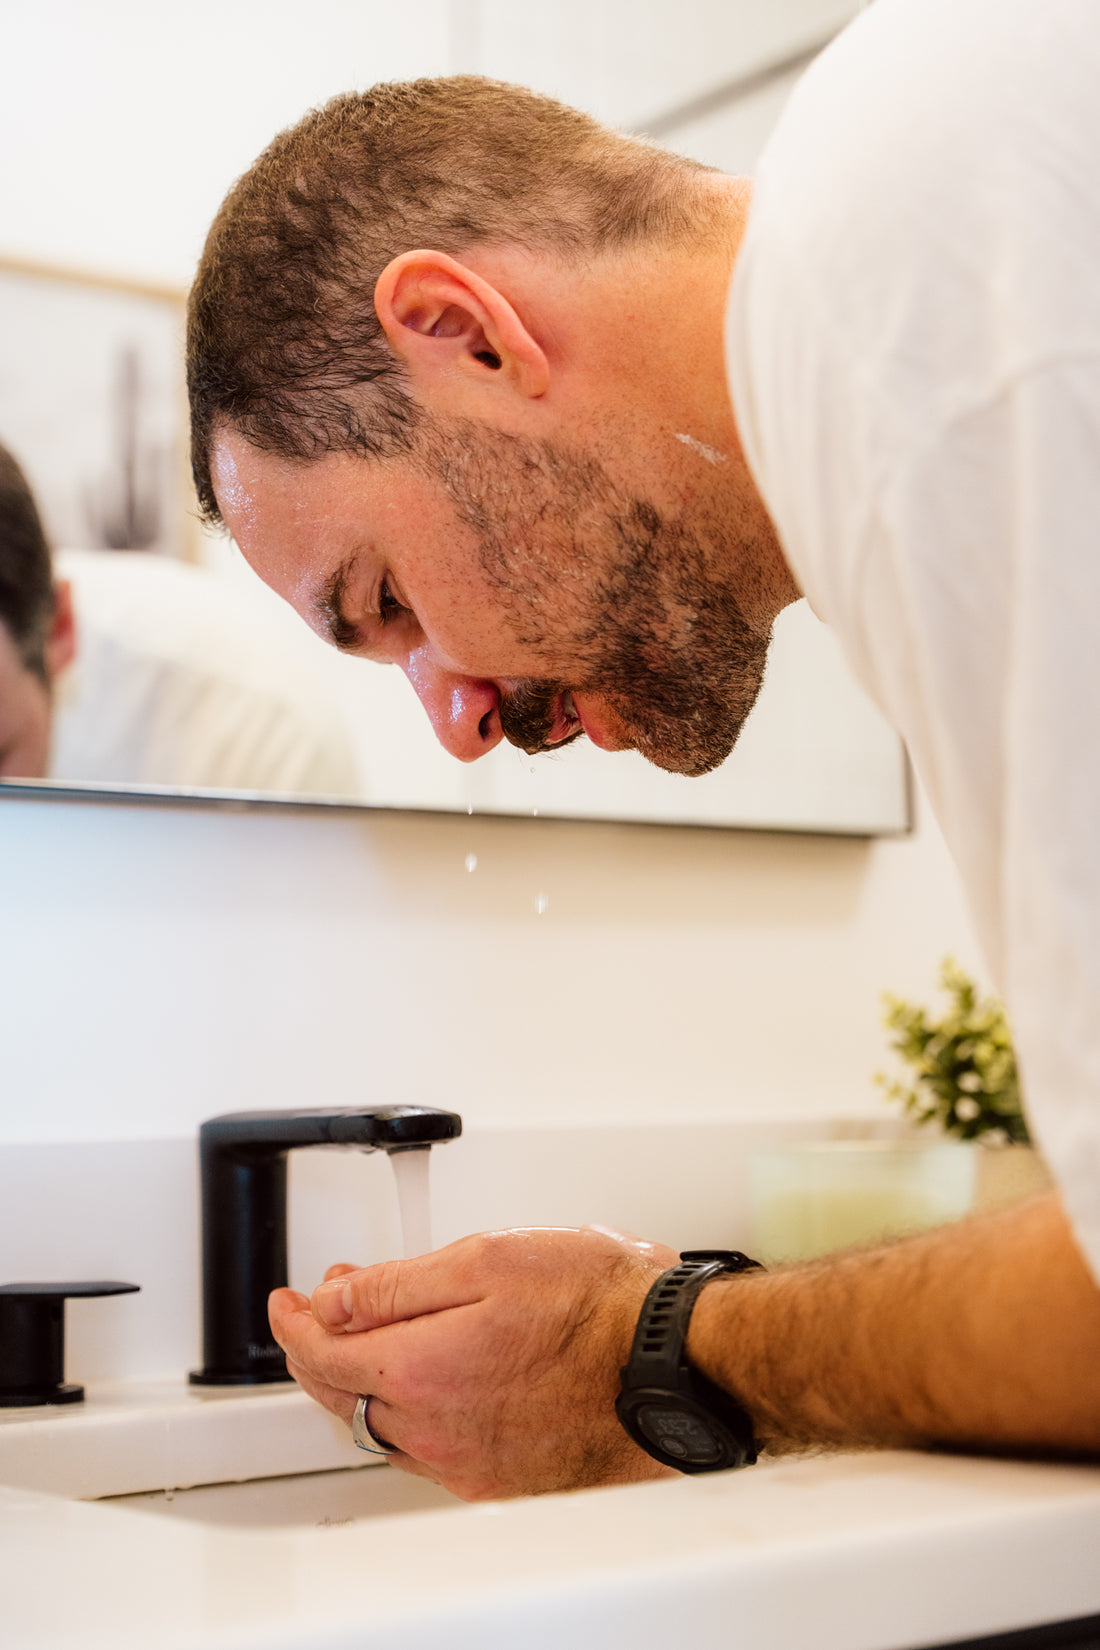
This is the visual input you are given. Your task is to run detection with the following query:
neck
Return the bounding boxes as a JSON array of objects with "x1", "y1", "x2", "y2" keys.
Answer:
[
  {"x1": 460, "y1": 182, "x2": 801, "y2": 625},
  {"x1": 637, "y1": 175, "x2": 801, "y2": 629},
  {"x1": 569, "y1": 181, "x2": 801, "y2": 632}
]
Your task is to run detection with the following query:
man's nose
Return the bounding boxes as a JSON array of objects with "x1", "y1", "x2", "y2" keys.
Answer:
[{"x1": 403, "y1": 656, "x2": 504, "y2": 761}]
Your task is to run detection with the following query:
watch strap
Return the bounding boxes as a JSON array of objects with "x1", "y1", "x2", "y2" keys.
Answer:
[
  {"x1": 616, "y1": 1248, "x2": 763, "y2": 1473},
  {"x1": 624, "y1": 1251, "x2": 760, "y2": 1387}
]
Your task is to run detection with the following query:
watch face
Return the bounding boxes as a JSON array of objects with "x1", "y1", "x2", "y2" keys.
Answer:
[{"x1": 637, "y1": 1403, "x2": 723, "y2": 1466}]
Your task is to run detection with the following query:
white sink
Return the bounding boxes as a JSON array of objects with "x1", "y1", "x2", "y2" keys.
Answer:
[
  {"x1": 0, "y1": 1374, "x2": 461, "y2": 1520},
  {"x1": 104, "y1": 1461, "x2": 459, "y2": 1528},
  {"x1": 3, "y1": 1423, "x2": 1099, "y2": 1650}
]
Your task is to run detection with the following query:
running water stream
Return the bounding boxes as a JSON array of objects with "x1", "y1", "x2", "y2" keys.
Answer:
[{"x1": 389, "y1": 1147, "x2": 434, "y2": 1257}]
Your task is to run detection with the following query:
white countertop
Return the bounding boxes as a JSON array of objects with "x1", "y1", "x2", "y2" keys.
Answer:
[{"x1": 4, "y1": 1428, "x2": 1099, "y2": 1650}]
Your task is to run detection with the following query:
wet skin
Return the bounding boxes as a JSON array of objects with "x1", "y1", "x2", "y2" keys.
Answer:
[
  {"x1": 214, "y1": 431, "x2": 642, "y2": 763},
  {"x1": 209, "y1": 207, "x2": 799, "y2": 777},
  {"x1": 211, "y1": 417, "x2": 782, "y2": 778}
]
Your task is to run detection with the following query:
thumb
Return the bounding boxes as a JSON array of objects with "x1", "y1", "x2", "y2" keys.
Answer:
[{"x1": 311, "y1": 1244, "x2": 483, "y2": 1333}]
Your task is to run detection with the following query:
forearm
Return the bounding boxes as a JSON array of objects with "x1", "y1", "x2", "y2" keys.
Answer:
[{"x1": 686, "y1": 1193, "x2": 1100, "y2": 1457}]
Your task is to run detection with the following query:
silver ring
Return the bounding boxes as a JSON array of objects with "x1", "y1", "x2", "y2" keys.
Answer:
[{"x1": 352, "y1": 1393, "x2": 398, "y2": 1455}]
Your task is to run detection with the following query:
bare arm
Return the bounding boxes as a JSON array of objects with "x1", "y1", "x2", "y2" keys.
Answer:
[
  {"x1": 269, "y1": 1195, "x2": 1100, "y2": 1501},
  {"x1": 687, "y1": 1193, "x2": 1100, "y2": 1457}
]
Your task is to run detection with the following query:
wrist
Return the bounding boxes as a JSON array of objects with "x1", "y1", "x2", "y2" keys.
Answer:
[
  {"x1": 616, "y1": 1250, "x2": 763, "y2": 1474},
  {"x1": 684, "y1": 1271, "x2": 749, "y2": 1384}
]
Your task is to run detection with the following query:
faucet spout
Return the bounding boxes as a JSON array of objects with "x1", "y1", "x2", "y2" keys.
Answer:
[
  {"x1": 189, "y1": 1105, "x2": 461, "y2": 1387},
  {"x1": 198, "y1": 1105, "x2": 462, "y2": 1154}
]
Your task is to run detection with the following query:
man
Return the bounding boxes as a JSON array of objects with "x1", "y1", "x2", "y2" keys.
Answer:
[
  {"x1": 0, "y1": 441, "x2": 359, "y2": 794},
  {"x1": 188, "y1": 0, "x2": 1100, "y2": 1501},
  {"x1": 0, "y1": 442, "x2": 75, "y2": 779}
]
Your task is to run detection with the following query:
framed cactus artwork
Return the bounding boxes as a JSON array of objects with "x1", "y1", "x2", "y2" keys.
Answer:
[{"x1": 0, "y1": 257, "x2": 193, "y2": 562}]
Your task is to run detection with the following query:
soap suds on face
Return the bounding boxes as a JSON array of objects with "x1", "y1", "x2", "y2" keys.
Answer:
[{"x1": 675, "y1": 433, "x2": 728, "y2": 467}]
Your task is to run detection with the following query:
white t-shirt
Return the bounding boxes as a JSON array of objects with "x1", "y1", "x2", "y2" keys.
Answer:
[
  {"x1": 727, "y1": 0, "x2": 1100, "y2": 1279},
  {"x1": 51, "y1": 549, "x2": 361, "y2": 797}
]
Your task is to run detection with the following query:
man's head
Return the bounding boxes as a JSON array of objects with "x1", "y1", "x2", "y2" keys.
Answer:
[
  {"x1": 0, "y1": 443, "x2": 75, "y2": 778},
  {"x1": 190, "y1": 77, "x2": 796, "y2": 777}
]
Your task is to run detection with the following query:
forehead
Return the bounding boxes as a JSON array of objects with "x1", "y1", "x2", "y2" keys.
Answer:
[
  {"x1": 208, "y1": 430, "x2": 372, "y2": 606},
  {"x1": 207, "y1": 425, "x2": 535, "y2": 679}
]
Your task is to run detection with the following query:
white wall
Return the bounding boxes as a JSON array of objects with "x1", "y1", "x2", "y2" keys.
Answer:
[
  {"x1": 0, "y1": 1, "x2": 982, "y2": 1170},
  {"x1": 1, "y1": 0, "x2": 860, "y2": 287},
  {"x1": 0, "y1": 787, "x2": 980, "y2": 1147},
  {"x1": 1, "y1": 0, "x2": 452, "y2": 287}
]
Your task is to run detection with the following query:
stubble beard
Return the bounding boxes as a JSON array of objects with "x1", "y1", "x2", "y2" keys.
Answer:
[{"x1": 417, "y1": 417, "x2": 772, "y2": 778}]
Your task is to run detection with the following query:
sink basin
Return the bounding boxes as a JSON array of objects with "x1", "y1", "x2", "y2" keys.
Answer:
[
  {"x1": 103, "y1": 1462, "x2": 460, "y2": 1528},
  {"x1": 0, "y1": 1375, "x2": 443, "y2": 1507}
]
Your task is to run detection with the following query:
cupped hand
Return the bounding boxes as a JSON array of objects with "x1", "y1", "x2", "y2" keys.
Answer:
[{"x1": 268, "y1": 1225, "x2": 679, "y2": 1501}]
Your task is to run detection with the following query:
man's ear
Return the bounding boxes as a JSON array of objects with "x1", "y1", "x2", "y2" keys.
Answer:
[
  {"x1": 374, "y1": 251, "x2": 550, "y2": 407},
  {"x1": 44, "y1": 579, "x2": 76, "y2": 681}
]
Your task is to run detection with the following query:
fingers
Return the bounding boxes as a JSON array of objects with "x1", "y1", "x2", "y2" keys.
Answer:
[
  {"x1": 279, "y1": 1319, "x2": 406, "y2": 1457},
  {"x1": 360, "y1": 1394, "x2": 402, "y2": 1453},
  {"x1": 323, "y1": 1262, "x2": 360, "y2": 1283},
  {"x1": 270, "y1": 1286, "x2": 310, "y2": 1319},
  {"x1": 306, "y1": 1225, "x2": 665, "y2": 1336},
  {"x1": 284, "y1": 1351, "x2": 414, "y2": 1470},
  {"x1": 281, "y1": 1337, "x2": 406, "y2": 1457},
  {"x1": 283, "y1": 1352, "x2": 357, "y2": 1428},
  {"x1": 310, "y1": 1243, "x2": 485, "y2": 1334},
  {"x1": 271, "y1": 1286, "x2": 380, "y2": 1385}
]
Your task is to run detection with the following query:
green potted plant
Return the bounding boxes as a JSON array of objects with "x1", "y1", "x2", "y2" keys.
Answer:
[{"x1": 876, "y1": 958, "x2": 1050, "y2": 1210}]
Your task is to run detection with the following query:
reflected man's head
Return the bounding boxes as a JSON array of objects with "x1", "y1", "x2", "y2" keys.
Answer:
[
  {"x1": 189, "y1": 78, "x2": 794, "y2": 777},
  {"x1": 0, "y1": 444, "x2": 75, "y2": 779}
]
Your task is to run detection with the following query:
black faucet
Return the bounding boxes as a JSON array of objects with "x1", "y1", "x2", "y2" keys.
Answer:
[{"x1": 189, "y1": 1106, "x2": 462, "y2": 1387}]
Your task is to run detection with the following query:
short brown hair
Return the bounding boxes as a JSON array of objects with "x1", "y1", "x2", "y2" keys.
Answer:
[
  {"x1": 187, "y1": 76, "x2": 712, "y2": 522},
  {"x1": 0, "y1": 442, "x2": 54, "y2": 683}
]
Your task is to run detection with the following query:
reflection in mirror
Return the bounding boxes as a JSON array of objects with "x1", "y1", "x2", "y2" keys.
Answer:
[
  {"x1": 0, "y1": 0, "x2": 908, "y2": 834},
  {"x1": 0, "y1": 273, "x2": 361, "y2": 797},
  {"x1": 48, "y1": 548, "x2": 360, "y2": 795},
  {"x1": 0, "y1": 255, "x2": 907, "y2": 833}
]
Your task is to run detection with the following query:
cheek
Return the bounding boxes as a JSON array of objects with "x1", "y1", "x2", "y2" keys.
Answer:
[
  {"x1": 0, "y1": 676, "x2": 51, "y2": 779},
  {"x1": 401, "y1": 574, "x2": 520, "y2": 675},
  {"x1": 400, "y1": 512, "x2": 599, "y2": 677}
]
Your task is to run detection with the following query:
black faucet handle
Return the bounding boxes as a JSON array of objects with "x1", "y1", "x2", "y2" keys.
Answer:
[
  {"x1": 1, "y1": 1282, "x2": 141, "y2": 1300},
  {"x1": 0, "y1": 1281, "x2": 140, "y2": 1408}
]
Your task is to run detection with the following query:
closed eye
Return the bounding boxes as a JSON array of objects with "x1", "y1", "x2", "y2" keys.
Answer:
[
  {"x1": 313, "y1": 562, "x2": 414, "y2": 654},
  {"x1": 378, "y1": 578, "x2": 411, "y2": 625}
]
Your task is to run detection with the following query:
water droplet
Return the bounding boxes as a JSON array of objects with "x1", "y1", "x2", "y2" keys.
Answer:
[
  {"x1": 532, "y1": 807, "x2": 539, "y2": 817},
  {"x1": 535, "y1": 892, "x2": 549, "y2": 916},
  {"x1": 465, "y1": 853, "x2": 478, "y2": 873},
  {"x1": 467, "y1": 803, "x2": 473, "y2": 816}
]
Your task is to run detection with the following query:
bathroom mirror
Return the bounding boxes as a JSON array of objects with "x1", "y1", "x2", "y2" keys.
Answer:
[{"x1": 1, "y1": 0, "x2": 902, "y2": 833}]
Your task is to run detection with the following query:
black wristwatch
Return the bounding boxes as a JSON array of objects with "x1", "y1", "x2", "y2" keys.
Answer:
[{"x1": 615, "y1": 1249, "x2": 763, "y2": 1474}]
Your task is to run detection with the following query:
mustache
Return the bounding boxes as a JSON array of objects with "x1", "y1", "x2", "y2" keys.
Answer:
[{"x1": 498, "y1": 679, "x2": 584, "y2": 756}]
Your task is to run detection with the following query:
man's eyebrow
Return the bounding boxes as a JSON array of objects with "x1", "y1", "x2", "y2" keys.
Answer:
[{"x1": 313, "y1": 561, "x2": 361, "y2": 651}]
